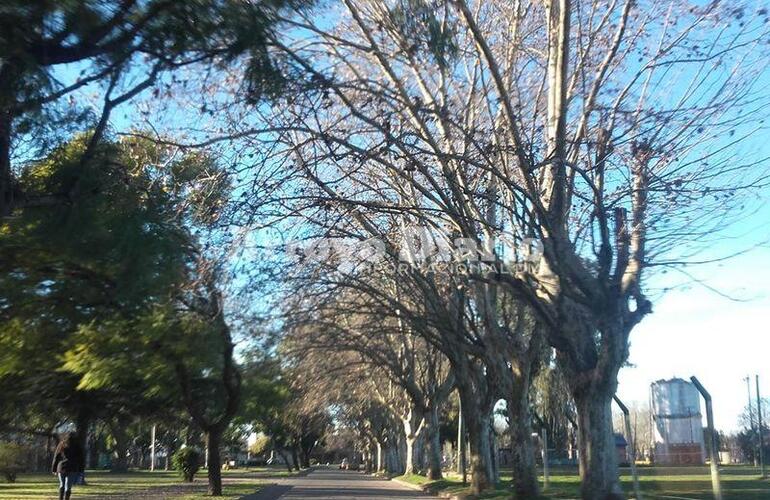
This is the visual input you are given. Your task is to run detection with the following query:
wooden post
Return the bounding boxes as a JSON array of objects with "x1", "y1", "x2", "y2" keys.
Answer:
[
  {"x1": 691, "y1": 376, "x2": 722, "y2": 500},
  {"x1": 614, "y1": 395, "x2": 642, "y2": 499}
]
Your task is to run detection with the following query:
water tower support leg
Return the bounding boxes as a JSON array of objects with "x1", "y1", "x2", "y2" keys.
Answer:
[
  {"x1": 614, "y1": 395, "x2": 642, "y2": 499},
  {"x1": 690, "y1": 377, "x2": 723, "y2": 500}
]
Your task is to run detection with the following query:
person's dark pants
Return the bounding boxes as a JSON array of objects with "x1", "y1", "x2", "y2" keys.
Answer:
[{"x1": 58, "y1": 472, "x2": 78, "y2": 500}]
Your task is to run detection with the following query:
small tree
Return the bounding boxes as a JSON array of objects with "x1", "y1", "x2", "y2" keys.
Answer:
[
  {"x1": 172, "y1": 447, "x2": 201, "y2": 483},
  {"x1": 0, "y1": 443, "x2": 26, "y2": 483},
  {"x1": 249, "y1": 435, "x2": 271, "y2": 458}
]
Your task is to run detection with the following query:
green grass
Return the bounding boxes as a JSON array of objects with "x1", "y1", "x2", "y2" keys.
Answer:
[
  {"x1": 397, "y1": 465, "x2": 770, "y2": 499},
  {"x1": 394, "y1": 472, "x2": 511, "y2": 498},
  {"x1": 0, "y1": 470, "x2": 265, "y2": 499},
  {"x1": 240, "y1": 466, "x2": 299, "y2": 478},
  {"x1": 394, "y1": 473, "x2": 433, "y2": 485}
]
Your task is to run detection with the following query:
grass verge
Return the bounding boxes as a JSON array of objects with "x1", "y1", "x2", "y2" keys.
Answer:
[
  {"x1": 0, "y1": 470, "x2": 264, "y2": 499},
  {"x1": 396, "y1": 465, "x2": 770, "y2": 499}
]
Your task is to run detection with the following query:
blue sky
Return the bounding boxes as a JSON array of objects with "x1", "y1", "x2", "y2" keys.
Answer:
[
  {"x1": 61, "y1": 80, "x2": 770, "y2": 433},
  {"x1": 47, "y1": 7, "x2": 770, "y2": 434},
  {"x1": 617, "y1": 199, "x2": 770, "y2": 431}
]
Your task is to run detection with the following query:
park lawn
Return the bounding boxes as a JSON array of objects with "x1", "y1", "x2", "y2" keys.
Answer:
[
  {"x1": 398, "y1": 466, "x2": 770, "y2": 499},
  {"x1": 0, "y1": 470, "x2": 265, "y2": 499}
]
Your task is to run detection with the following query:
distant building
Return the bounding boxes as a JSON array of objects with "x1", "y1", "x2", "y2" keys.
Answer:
[{"x1": 651, "y1": 378, "x2": 706, "y2": 465}]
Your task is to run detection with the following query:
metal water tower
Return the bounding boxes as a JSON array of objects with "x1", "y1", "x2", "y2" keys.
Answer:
[{"x1": 651, "y1": 378, "x2": 706, "y2": 465}]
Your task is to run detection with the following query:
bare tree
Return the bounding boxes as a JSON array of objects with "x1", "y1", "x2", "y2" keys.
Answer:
[
  {"x1": 290, "y1": 346, "x2": 409, "y2": 473},
  {"x1": 239, "y1": 0, "x2": 770, "y2": 497},
  {"x1": 130, "y1": 0, "x2": 770, "y2": 496},
  {"x1": 283, "y1": 274, "x2": 456, "y2": 478}
]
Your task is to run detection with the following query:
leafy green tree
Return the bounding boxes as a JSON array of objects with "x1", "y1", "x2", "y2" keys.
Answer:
[
  {"x1": 239, "y1": 354, "x2": 330, "y2": 471},
  {"x1": 0, "y1": 135, "x2": 230, "y2": 483},
  {"x1": 0, "y1": 442, "x2": 27, "y2": 483},
  {"x1": 0, "y1": 135, "x2": 205, "y2": 451},
  {"x1": 249, "y1": 434, "x2": 271, "y2": 458},
  {"x1": 239, "y1": 355, "x2": 296, "y2": 471},
  {"x1": 13, "y1": 136, "x2": 245, "y2": 495},
  {"x1": 0, "y1": 0, "x2": 307, "y2": 215},
  {"x1": 172, "y1": 447, "x2": 201, "y2": 482}
]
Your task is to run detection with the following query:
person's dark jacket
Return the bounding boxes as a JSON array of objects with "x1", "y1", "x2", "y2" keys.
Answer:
[{"x1": 51, "y1": 441, "x2": 85, "y2": 474}]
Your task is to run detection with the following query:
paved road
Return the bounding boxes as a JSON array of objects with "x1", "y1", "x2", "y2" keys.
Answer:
[{"x1": 242, "y1": 467, "x2": 440, "y2": 500}]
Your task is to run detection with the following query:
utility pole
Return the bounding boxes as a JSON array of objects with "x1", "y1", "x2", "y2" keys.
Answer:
[
  {"x1": 746, "y1": 376, "x2": 757, "y2": 466},
  {"x1": 457, "y1": 397, "x2": 467, "y2": 485},
  {"x1": 150, "y1": 425, "x2": 156, "y2": 472},
  {"x1": 756, "y1": 375, "x2": 766, "y2": 478}
]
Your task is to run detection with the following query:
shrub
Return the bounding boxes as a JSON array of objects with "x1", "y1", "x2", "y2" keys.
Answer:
[
  {"x1": 248, "y1": 434, "x2": 271, "y2": 457},
  {"x1": 172, "y1": 447, "x2": 200, "y2": 482},
  {"x1": 0, "y1": 443, "x2": 26, "y2": 483}
]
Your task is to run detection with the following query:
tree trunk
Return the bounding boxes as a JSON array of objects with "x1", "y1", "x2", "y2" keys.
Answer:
[
  {"x1": 414, "y1": 433, "x2": 425, "y2": 472},
  {"x1": 402, "y1": 407, "x2": 425, "y2": 475},
  {"x1": 508, "y1": 382, "x2": 540, "y2": 499},
  {"x1": 277, "y1": 449, "x2": 293, "y2": 472},
  {"x1": 290, "y1": 445, "x2": 301, "y2": 471},
  {"x1": 205, "y1": 428, "x2": 223, "y2": 496},
  {"x1": 365, "y1": 441, "x2": 375, "y2": 472},
  {"x1": 574, "y1": 387, "x2": 624, "y2": 500},
  {"x1": 385, "y1": 442, "x2": 403, "y2": 474},
  {"x1": 112, "y1": 428, "x2": 129, "y2": 473},
  {"x1": 489, "y1": 423, "x2": 499, "y2": 483},
  {"x1": 457, "y1": 381, "x2": 494, "y2": 494},
  {"x1": 463, "y1": 403, "x2": 494, "y2": 494},
  {"x1": 75, "y1": 407, "x2": 91, "y2": 458},
  {"x1": 424, "y1": 406, "x2": 443, "y2": 480},
  {"x1": 88, "y1": 431, "x2": 99, "y2": 469},
  {"x1": 0, "y1": 75, "x2": 14, "y2": 217},
  {"x1": 404, "y1": 433, "x2": 417, "y2": 475},
  {"x1": 46, "y1": 432, "x2": 55, "y2": 474},
  {"x1": 376, "y1": 440, "x2": 384, "y2": 472},
  {"x1": 300, "y1": 441, "x2": 312, "y2": 468}
]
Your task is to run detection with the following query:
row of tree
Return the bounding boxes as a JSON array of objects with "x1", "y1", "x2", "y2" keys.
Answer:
[
  {"x1": 2, "y1": 1, "x2": 769, "y2": 499},
  {"x1": 232, "y1": 0, "x2": 768, "y2": 498}
]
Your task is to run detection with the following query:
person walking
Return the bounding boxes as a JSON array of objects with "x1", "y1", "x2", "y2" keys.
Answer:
[{"x1": 52, "y1": 433, "x2": 85, "y2": 500}]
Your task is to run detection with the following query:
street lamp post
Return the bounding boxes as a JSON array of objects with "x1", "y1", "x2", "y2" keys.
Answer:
[
  {"x1": 756, "y1": 375, "x2": 766, "y2": 478},
  {"x1": 150, "y1": 425, "x2": 156, "y2": 472},
  {"x1": 541, "y1": 428, "x2": 549, "y2": 491}
]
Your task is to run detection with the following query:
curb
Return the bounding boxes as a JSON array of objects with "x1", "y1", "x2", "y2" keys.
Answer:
[
  {"x1": 294, "y1": 466, "x2": 315, "y2": 477},
  {"x1": 390, "y1": 477, "x2": 470, "y2": 499},
  {"x1": 391, "y1": 477, "x2": 427, "y2": 491},
  {"x1": 389, "y1": 480, "x2": 556, "y2": 500}
]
